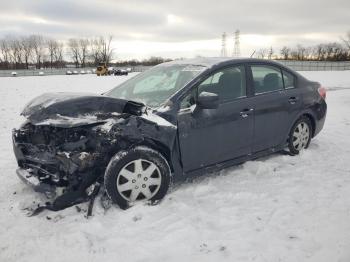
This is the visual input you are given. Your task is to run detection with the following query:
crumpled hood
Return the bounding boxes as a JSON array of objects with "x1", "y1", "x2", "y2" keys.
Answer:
[{"x1": 22, "y1": 92, "x2": 145, "y2": 127}]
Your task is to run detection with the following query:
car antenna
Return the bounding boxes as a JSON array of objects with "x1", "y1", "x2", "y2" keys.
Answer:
[{"x1": 250, "y1": 50, "x2": 256, "y2": 58}]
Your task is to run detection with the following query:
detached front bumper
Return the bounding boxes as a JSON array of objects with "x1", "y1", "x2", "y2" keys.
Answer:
[
  {"x1": 12, "y1": 129, "x2": 24, "y2": 163},
  {"x1": 16, "y1": 167, "x2": 100, "y2": 215},
  {"x1": 16, "y1": 168, "x2": 55, "y2": 195}
]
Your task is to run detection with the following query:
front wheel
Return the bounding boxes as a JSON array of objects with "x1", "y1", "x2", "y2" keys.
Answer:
[
  {"x1": 104, "y1": 146, "x2": 171, "y2": 209},
  {"x1": 288, "y1": 116, "x2": 312, "y2": 155}
]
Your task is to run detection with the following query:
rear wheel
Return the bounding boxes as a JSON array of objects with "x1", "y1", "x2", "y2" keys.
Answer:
[
  {"x1": 104, "y1": 146, "x2": 171, "y2": 209},
  {"x1": 288, "y1": 116, "x2": 312, "y2": 155}
]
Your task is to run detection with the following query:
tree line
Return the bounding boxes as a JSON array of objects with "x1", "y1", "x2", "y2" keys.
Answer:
[
  {"x1": 255, "y1": 32, "x2": 350, "y2": 61},
  {"x1": 0, "y1": 35, "x2": 115, "y2": 70},
  {"x1": 0, "y1": 34, "x2": 174, "y2": 70},
  {"x1": 114, "y1": 56, "x2": 172, "y2": 67},
  {"x1": 1, "y1": 32, "x2": 350, "y2": 70}
]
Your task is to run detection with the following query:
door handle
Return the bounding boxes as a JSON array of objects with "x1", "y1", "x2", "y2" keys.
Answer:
[
  {"x1": 288, "y1": 96, "x2": 298, "y2": 104},
  {"x1": 240, "y1": 108, "x2": 254, "y2": 118}
]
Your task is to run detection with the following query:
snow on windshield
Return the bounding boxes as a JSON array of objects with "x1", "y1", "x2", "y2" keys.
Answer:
[{"x1": 106, "y1": 64, "x2": 206, "y2": 108}]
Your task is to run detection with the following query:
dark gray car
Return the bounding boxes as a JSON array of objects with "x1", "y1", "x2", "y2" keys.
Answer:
[{"x1": 12, "y1": 58, "x2": 327, "y2": 213}]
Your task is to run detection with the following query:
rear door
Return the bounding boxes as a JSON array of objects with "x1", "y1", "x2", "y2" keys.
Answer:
[
  {"x1": 280, "y1": 69, "x2": 303, "y2": 134},
  {"x1": 248, "y1": 64, "x2": 290, "y2": 152},
  {"x1": 177, "y1": 65, "x2": 254, "y2": 172}
]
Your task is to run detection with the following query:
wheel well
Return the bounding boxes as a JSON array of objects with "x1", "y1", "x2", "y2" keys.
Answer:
[
  {"x1": 138, "y1": 139, "x2": 173, "y2": 172},
  {"x1": 302, "y1": 113, "x2": 316, "y2": 137}
]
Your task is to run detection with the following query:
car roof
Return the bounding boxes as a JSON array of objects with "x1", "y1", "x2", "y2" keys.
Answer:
[{"x1": 164, "y1": 57, "x2": 286, "y2": 68}]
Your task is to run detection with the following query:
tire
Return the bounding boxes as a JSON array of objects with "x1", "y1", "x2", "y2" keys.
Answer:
[
  {"x1": 288, "y1": 116, "x2": 313, "y2": 155},
  {"x1": 104, "y1": 146, "x2": 171, "y2": 209}
]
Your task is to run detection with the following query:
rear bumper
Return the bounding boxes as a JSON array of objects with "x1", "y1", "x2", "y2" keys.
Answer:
[{"x1": 313, "y1": 100, "x2": 327, "y2": 137}]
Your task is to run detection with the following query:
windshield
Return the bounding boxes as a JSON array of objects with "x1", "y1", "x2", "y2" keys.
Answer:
[{"x1": 106, "y1": 63, "x2": 206, "y2": 107}]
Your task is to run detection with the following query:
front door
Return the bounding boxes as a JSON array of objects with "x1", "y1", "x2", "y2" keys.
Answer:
[{"x1": 177, "y1": 65, "x2": 254, "y2": 172}]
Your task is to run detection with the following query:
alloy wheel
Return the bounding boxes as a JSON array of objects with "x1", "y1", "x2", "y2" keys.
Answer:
[
  {"x1": 116, "y1": 159, "x2": 162, "y2": 202},
  {"x1": 292, "y1": 122, "x2": 310, "y2": 151}
]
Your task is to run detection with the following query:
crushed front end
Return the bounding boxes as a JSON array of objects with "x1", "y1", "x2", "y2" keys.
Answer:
[
  {"x1": 12, "y1": 92, "x2": 177, "y2": 214},
  {"x1": 12, "y1": 121, "x2": 110, "y2": 212}
]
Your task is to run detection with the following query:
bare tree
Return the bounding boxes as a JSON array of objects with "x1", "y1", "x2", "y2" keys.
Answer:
[
  {"x1": 0, "y1": 38, "x2": 11, "y2": 68},
  {"x1": 268, "y1": 46, "x2": 274, "y2": 59},
  {"x1": 8, "y1": 36, "x2": 24, "y2": 69},
  {"x1": 257, "y1": 48, "x2": 268, "y2": 59},
  {"x1": 30, "y1": 35, "x2": 45, "y2": 68},
  {"x1": 68, "y1": 38, "x2": 79, "y2": 67},
  {"x1": 334, "y1": 42, "x2": 348, "y2": 60},
  {"x1": 313, "y1": 44, "x2": 324, "y2": 60},
  {"x1": 21, "y1": 36, "x2": 33, "y2": 69},
  {"x1": 324, "y1": 42, "x2": 347, "y2": 60},
  {"x1": 296, "y1": 45, "x2": 306, "y2": 60},
  {"x1": 78, "y1": 38, "x2": 89, "y2": 67},
  {"x1": 89, "y1": 36, "x2": 115, "y2": 65},
  {"x1": 0, "y1": 44, "x2": 2, "y2": 64},
  {"x1": 280, "y1": 46, "x2": 291, "y2": 60},
  {"x1": 89, "y1": 37, "x2": 102, "y2": 65},
  {"x1": 47, "y1": 38, "x2": 59, "y2": 68},
  {"x1": 54, "y1": 41, "x2": 64, "y2": 68},
  {"x1": 100, "y1": 35, "x2": 114, "y2": 64},
  {"x1": 303, "y1": 46, "x2": 312, "y2": 60},
  {"x1": 325, "y1": 43, "x2": 334, "y2": 60},
  {"x1": 341, "y1": 31, "x2": 350, "y2": 51}
]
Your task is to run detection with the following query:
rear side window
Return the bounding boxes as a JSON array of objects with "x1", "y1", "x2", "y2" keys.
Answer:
[
  {"x1": 251, "y1": 65, "x2": 283, "y2": 94},
  {"x1": 282, "y1": 70, "x2": 296, "y2": 89}
]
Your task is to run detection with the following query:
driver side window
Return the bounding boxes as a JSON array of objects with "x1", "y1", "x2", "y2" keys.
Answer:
[{"x1": 180, "y1": 65, "x2": 246, "y2": 109}]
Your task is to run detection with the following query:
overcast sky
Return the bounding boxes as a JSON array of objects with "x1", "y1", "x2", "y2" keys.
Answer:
[{"x1": 0, "y1": 0, "x2": 349, "y2": 59}]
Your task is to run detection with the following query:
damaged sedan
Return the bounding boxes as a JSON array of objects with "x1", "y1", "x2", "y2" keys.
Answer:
[{"x1": 12, "y1": 58, "x2": 327, "y2": 213}]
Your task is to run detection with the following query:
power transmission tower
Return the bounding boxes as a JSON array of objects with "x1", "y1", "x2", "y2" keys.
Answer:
[
  {"x1": 220, "y1": 32, "x2": 227, "y2": 57},
  {"x1": 232, "y1": 30, "x2": 241, "y2": 57}
]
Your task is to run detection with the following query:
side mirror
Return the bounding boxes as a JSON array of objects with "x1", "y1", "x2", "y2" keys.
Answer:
[{"x1": 197, "y1": 92, "x2": 219, "y2": 109}]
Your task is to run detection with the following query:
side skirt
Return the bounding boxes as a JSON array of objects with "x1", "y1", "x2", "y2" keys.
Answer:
[{"x1": 181, "y1": 144, "x2": 286, "y2": 180}]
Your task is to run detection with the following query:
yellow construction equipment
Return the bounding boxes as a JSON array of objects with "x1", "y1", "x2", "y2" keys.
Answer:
[{"x1": 96, "y1": 63, "x2": 108, "y2": 76}]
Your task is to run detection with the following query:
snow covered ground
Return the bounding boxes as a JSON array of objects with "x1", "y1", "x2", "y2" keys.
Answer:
[{"x1": 0, "y1": 71, "x2": 350, "y2": 262}]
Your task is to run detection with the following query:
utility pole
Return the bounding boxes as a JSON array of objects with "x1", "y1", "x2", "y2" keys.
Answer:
[
  {"x1": 233, "y1": 30, "x2": 241, "y2": 57},
  {"x1": 220, "y1": 32, "x2": 227, "y2": 57}
]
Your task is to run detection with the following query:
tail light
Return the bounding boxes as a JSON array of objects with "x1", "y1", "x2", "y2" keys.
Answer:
[{"x1": 318, "y1": 86, "x2": 326, "y2": 100}]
